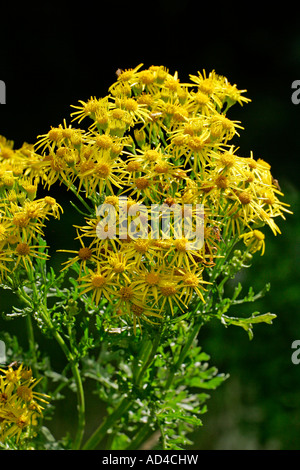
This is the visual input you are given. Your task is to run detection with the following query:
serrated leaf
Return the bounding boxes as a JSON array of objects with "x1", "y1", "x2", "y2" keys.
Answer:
[{"x1": 221, "y1": 312, "x2": 276, "y2": 340}]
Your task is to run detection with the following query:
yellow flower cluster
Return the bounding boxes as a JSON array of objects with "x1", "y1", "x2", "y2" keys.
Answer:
[
  {"x1": 33, "y1": 64, "x2": 288, "y2": 333},
  {"x1": 0, "y1": 364, "x2": 49, "y2": 444},
  {"x1": 0, "y1": 64, "x2": 291, "y2": 333},
  {"x1": 0, "y1": 136, "x2": 62, "y2": 281}
]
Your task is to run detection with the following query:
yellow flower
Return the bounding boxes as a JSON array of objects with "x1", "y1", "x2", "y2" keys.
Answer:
[
  {"x1": 58, "y1": 231, "x2": 98, "y2": 276},
  {"x1": 157, "y1": 278, "x2": 186, "y2": 316},
  {"x1": 131, "y1": 266, "x2": 165, "y2": 303},
  {"x1": 0, "y1": 364, "x2": 49, "y2": 444},
  {"x1": 78, "y1": 263, "x2": 115, "y2": 305},
  {"x1": 176, "y1": 266, "x2": 210, "y2": 304},
  {"x1": 75, "y1": 148, "x2": 126, "y2": 197},
  {"x1": 105, "y1": 251, "x2": 135, "y2": 284},
  {"x1": 240, "y1": 230, "x2": 266, "y2": 255},
  {"x1": 0, "y1": 244, "x2": 14, "y2": 281},
  {"x1": 71, "y1": 96, "x2": 109, "y2": 124},
  {"x1": 12, "y1": 238, "x2": 49, "y2": 273},
  {"x1": 116, "y1": 302, "x2": 163, "y2": 336}
]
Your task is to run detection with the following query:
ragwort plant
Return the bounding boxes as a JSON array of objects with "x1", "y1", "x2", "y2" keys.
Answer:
[{"x1": 0, "y1": 64, "x2": 292, "y2": 450}]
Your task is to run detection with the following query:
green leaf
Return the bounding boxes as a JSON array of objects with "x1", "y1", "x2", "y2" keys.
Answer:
[{"x1": 221, "y1": 312, "x2": 277, "y2": 339}]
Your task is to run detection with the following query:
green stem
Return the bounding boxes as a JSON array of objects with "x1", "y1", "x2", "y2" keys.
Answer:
[
  {"x1": 67, "y1": 180, "x2": 94, "y2": 214},
  {"x1": 166, "y1": 318, "x2": 203, "y2": 389},
  {"x1": 18, "y1": 284, "x2": 86, "y2": 449},
  {"x1": 70, "y1": 361, "x2": 86, "y2": 450},
  {"x1": 135, "y1": 329, "x2": 162, "y2": 387},
  {"x1": 25, "y1": 314, "x2": 39, "y2": 379},
  {"x1": 82, "y1": 397, "x2": 133, "y2": 450},
  {"x1": 125, "y1": 422, "x2": 154, "y2": 450}
]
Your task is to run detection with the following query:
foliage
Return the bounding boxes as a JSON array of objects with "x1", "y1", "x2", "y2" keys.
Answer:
[{"x1": 0, "y1": 64, "x2": 291, "y2": 449}]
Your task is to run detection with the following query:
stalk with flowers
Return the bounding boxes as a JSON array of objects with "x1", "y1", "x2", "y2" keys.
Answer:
[{"x1": 0, "y1": 64, "x2": 291, "y2": 450}]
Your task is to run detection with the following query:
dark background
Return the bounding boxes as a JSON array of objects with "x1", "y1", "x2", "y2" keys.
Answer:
[{"x1": 1, "y1": 1, "x2": 300, "y2": 449}]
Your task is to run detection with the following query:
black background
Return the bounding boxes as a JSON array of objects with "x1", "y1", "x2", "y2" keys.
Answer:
[
  {"x1": 1, "y1": 2, "x2": 300, "y2": 187},
  {"x1": 1, "y1": 1, "x2": 300, "y2": 450}
]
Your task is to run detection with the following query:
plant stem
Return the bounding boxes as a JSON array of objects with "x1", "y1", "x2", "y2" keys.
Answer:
[
  {"x1": 19, "y1": 284, "x2": 86, "y2": 449},
  {"x1": 70, "y1": 361, "x2": 86, "y2": 450},
  {"x1": 165, "y1": 318, "x2": 203, "y2": 389},
  {"x1": 82, "y1": 397, "x2": 133, "y2": 450},
  {"x1": 125, "y1": 422, "x2": 154, "y2": 450},
  {"x1": 135, "y1": 329, "x2": 162, "y2": 387},
  {"x1": 25, "y1": 314, "x2": 39, "y2": 379}
]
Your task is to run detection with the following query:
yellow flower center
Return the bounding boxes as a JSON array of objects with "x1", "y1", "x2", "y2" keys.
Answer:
[
  {"x1": 96, "y1": 134, "x2": 113, "y2": 149},
  {"x1": 220, "y1": 152, "x2": 236, "y2": 167},
  {"x1": 84, "y1": 99, "x2": 100, "y2": 114},
  {"x1": 253, "y1": 230, "x2": 265, "y2": 241},
  {"x1": 17, "y1": 385, "x2": 33, "y2": 402},
  {"x1": 154, "y1": 162, "x2": 169, "y2": 174},
  {"x1": 111, "y1": 108, "x2": 126, "y2": 120},
  {"x1": 183, "y1": 273, "x2": 199, "y2": 287},
  {"x1": 145, "y1": 272, "x2": 161, "y2": 285},
  {"x1": 123, "y1": 98, "x2": 138, "y2": 112},
  {"x1": 1, "y1": 146, "x2": 14, "y2": 159},
  {"x1": 119, "y1": 286, "x2": 134, "y2": 300},
  {"x1": 16, "y1": 243, "x2": 31, "y2": 256},
  {"x1": 159, "y1": 282, "x2": 177, "y2": 297},
  {"x1": 135, "y1": 239, "x2": 150, "y2": 253},
  {"x1": 91, "y1": 274, "x2": 106, "y2": 288},
  {"x1": 198, "y1": 78, "x2": 214, "y2": 95},
  {"x1": 144, "y1": 149, "x2": 160, "y2": 162},
  {"x1": 78, "y1": 247, "x2": 92, "y2": 260},
  {"x1": 12, "y1": 213, "x2": 30, "y2": 228},
  {"x1": 215, "y1": 175, "x2": 228, "y2": 189},
  {"x1": 48, "y1": 128, "x2": 62, "y2": 142},
  {"x1": 188, "y1": 136, "x2": 205, "y2": 151},
  {"x1": 174, "y1": 238, "x2": 188, "y2": 252},
  {"x1": 194, "y1": 91, "x2": 210, "y2": 105},
  {"x1": 238, "y1": 192, "x2": 252, "y2": 205},
  {"x1": 126, "y1": 161, "x2": 141, "y2": 172},
  {"x1": 135, "y1": 177, "x2": 150, "y2": 190},
  {"x1": 95, "y1": 163, "x2": 111, "y2": 178},
  {"x1": 139, "y1": 70, "x2": 155, "y2": 84}
]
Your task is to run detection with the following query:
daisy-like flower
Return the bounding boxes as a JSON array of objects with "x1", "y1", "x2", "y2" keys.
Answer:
[
  {"x1": 116, "y1": 302, "x2": 163, "y2": 336},
  {"x1": 0, "y1": 364, "x2": 49, "y2": 444},
  {"x1": 240, "y1": 229, "x2": 266, "y2": 256},
  {"x1": 71, "y1": 96, "x2": 110, "y2": 124},
  {"x1": 104, "y1": 251, "x2": 135, "y2": 284},
  {"x1": 121, "y1": 237, "x2": 163, "y2": 267},
  {"x1": 76, "y1": 152, "x2": 125, "y2": 197},
  {"x1": 109, "y1": 64, "x2": 144, "y2": 92},
  {"x1": 163, "y1": 236, "x2": 204, "y2": 269},
  {"x1": 0, "y1": 246, "x2": 13, "y2": 281},
  {"x1": 77, "y1": 263, "x2": 115, "y2": 306},
  {"x1": 110, "y1": 95, "x2": 150, "y2": 125},
  {"x1": 58, "y1": 231, "x2": 98, "y2": 276},
  {"x1": 176, "y1": 266, "x2": 210, "y2": 305},
  {"x1": 157, "y1": 277, "x2": 186, "y2": 316},
  {"x1": 131, "y1": 266, "x2": 164, "y2": 303},
  {"x1": 12, "y1": 237, "x2": 49, "y2": 273},
  {"x1": 35, "y1": 120, "x2": 84, "y2": 153}
]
